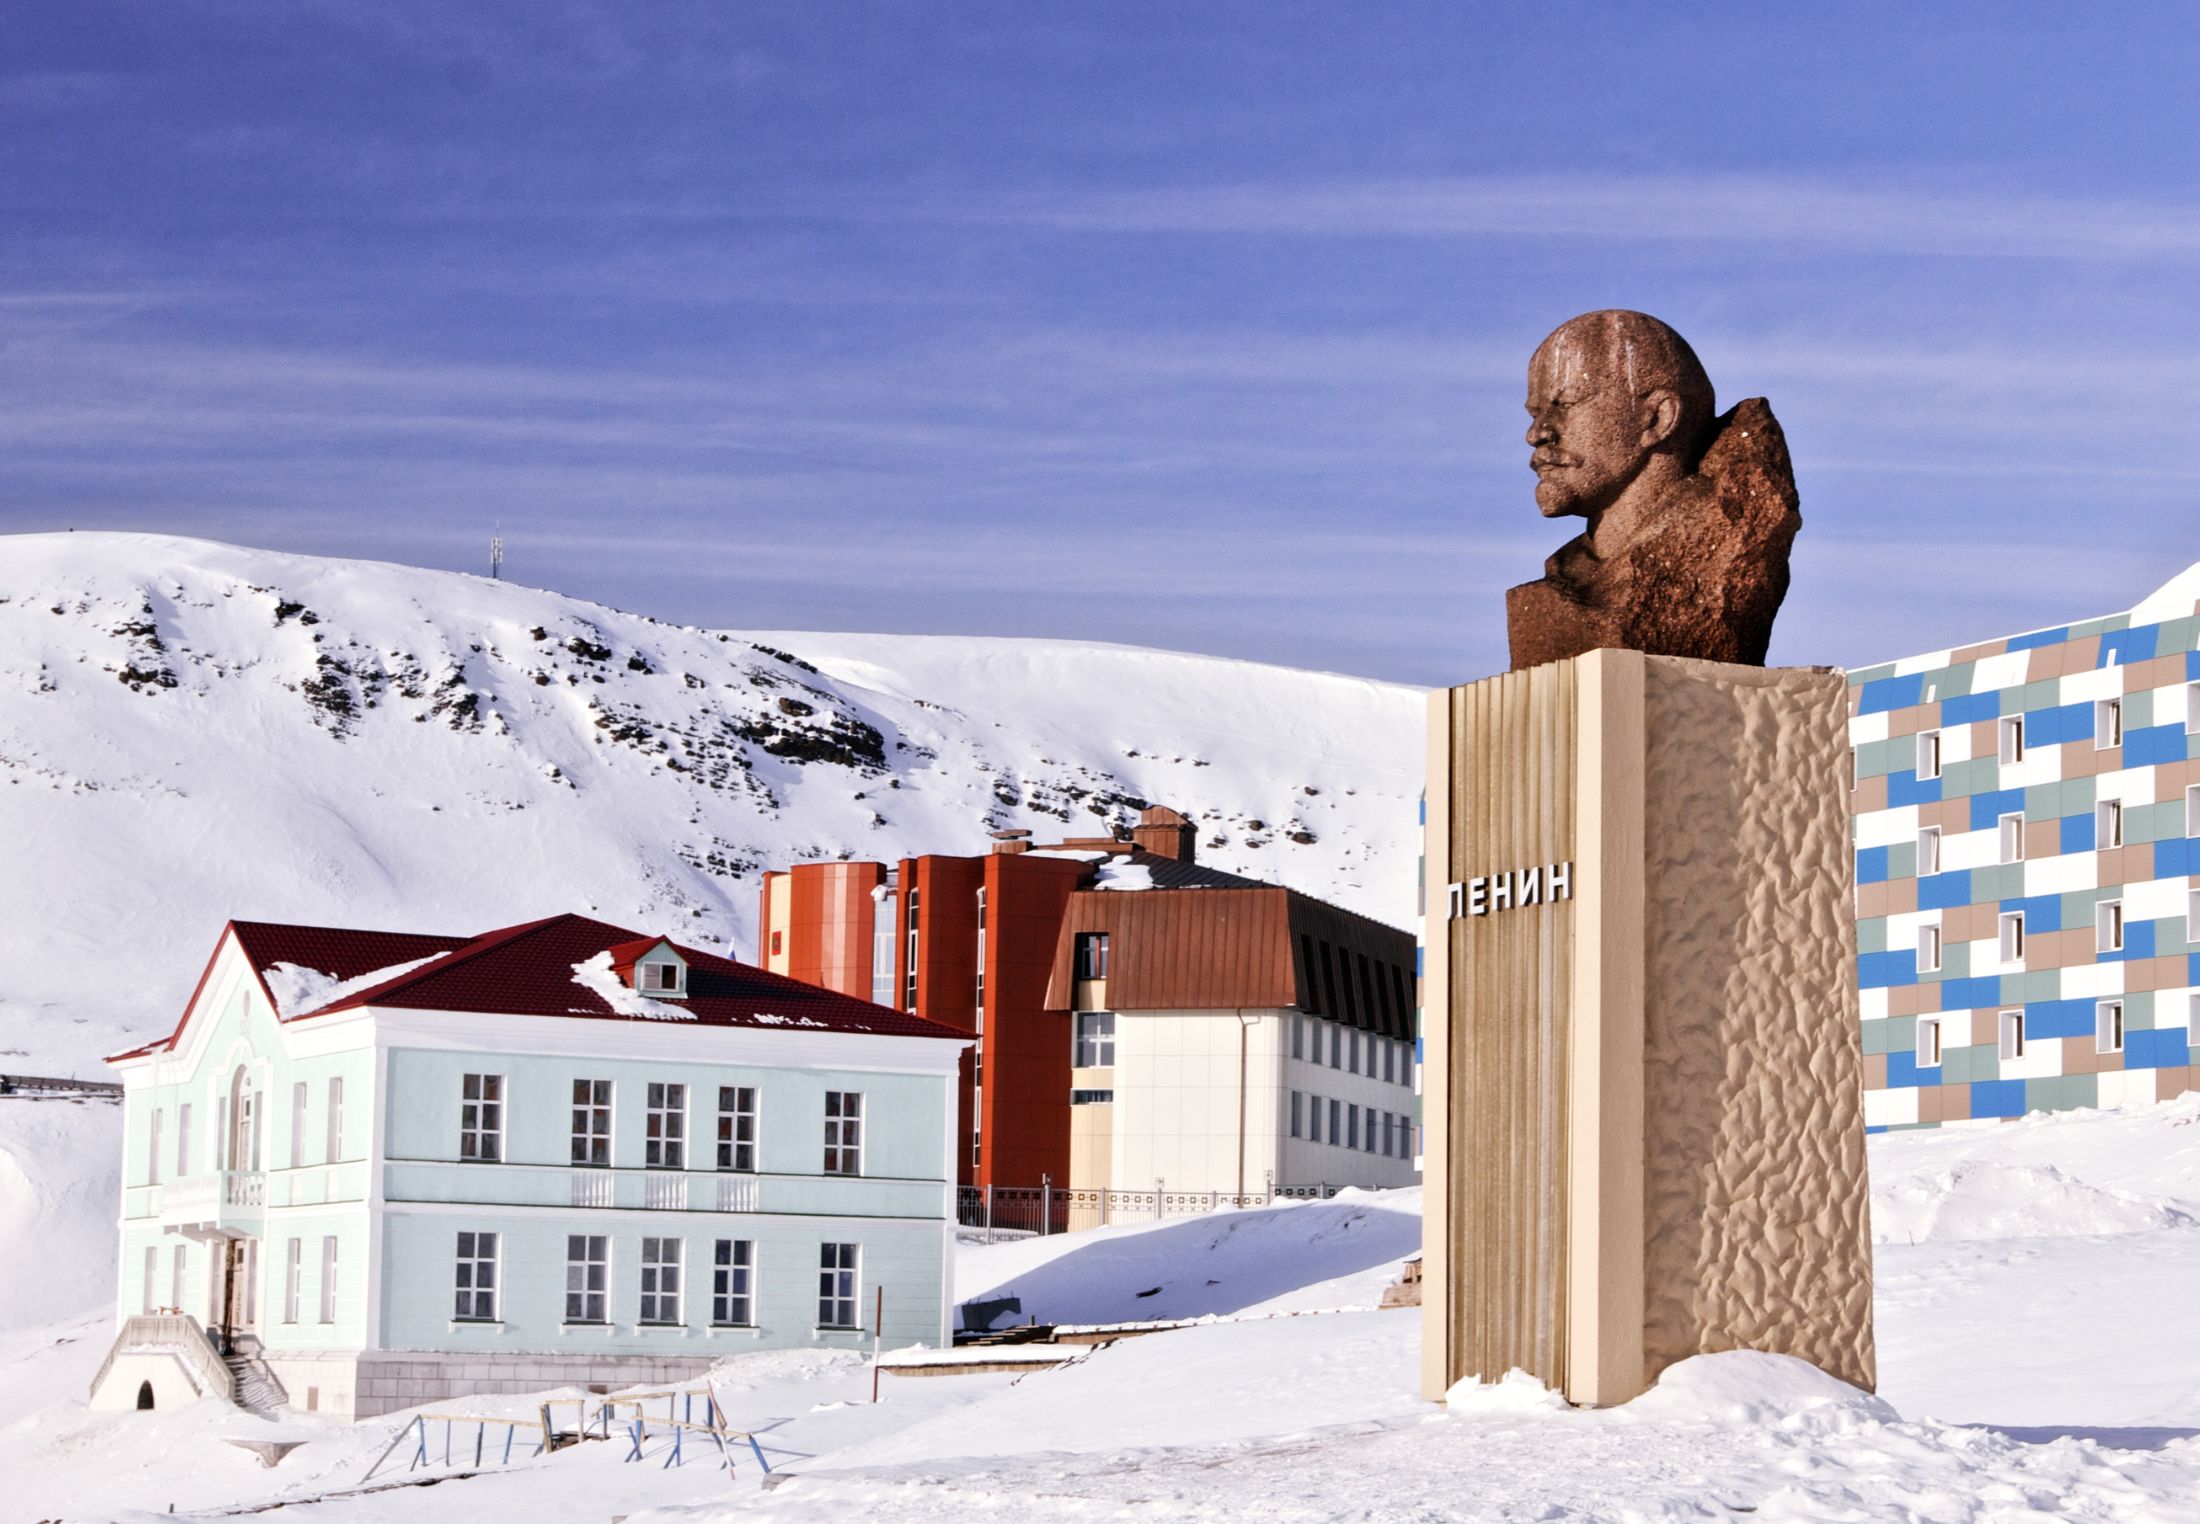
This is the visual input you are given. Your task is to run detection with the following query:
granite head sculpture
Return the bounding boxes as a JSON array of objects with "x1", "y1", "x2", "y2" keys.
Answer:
[{"x1": 1505, "y1": 310, "x2": 1801, "y2": 672}]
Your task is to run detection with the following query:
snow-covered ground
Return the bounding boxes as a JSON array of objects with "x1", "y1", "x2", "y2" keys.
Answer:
[
  {"x1": 0, "y1": 531, "x2": 1423, "y2": 1075},
  {"x1": 4, "y1": 1097, "x2": 2197, "y2": 1522}
]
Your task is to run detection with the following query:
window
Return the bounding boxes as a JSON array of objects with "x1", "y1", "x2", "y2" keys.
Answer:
[
  {"x1": 2096, "y1": 1000, "x2": 2125, "y2": 1054},
  {"x1": 1299, "y1": 933, "x2": 1322, "y2": 1013},
  {"x1": 142, "y1": 1245, "x2": 156, "y2": 1315},
  {"x1": 459, "y1": 1074, "x2": 503, "y2": 1162},
  {"x1": 1292, "y1": 1014, "x2": 1305, "y2": 1060},
  {"x1": 572, "y1": 1079, "x2": 612, "y2": 1166},
  {"x1": 1348, "y1": 1029, "x2": 1360, "y2": 1075},
  {"x1": 1916, "y1": 1017, "x2": 1943, "y2": 1068},
  {"x1": 2096, "y1": 799, "x2": 2124, "y2": 849},
  {"x1": 1916, "y1": 826, "x2": 1942, "y2": 877},
  {"x1": 712, "y1": 1240, "x2": 754, "y2": 1326},
  {"x1": 1074, "y1": 1011, "x2": 1116, "y2": 1068},
  {"x1": 1383, "y1": 1040, "x2": 1396, "y2": 1084},
  {"x1": 1074, "y1": 932, "x2": 1110, "y2": 980},
  {"x1": 639, "y1": 960, "x2": 683, "y2": 995},
  {"x1": 715, "y1": 1087, "x2": 757, "y2": 1172},
  {"x1": 1329, "y1": 1021, "x2": 1342, "y2": 1070},
  {"x1": 283, "y1": 1237, "x2": 302, "y2": 1324},
  {"x1": 2097, "y1": 899, "x2": 2124, "y2": 953},
  {"x1": 974, "y1": 888, "x2": 986, "y2": 1013},
  {"x1": 1918, "y1": 924, "x2": 1942, "y2": 974},
  {"x1": 639, "y1": 1237, "x2": 682, "y2": 1324},
  {"x1": 2190, "y1": 681, "x2": 2200, "y2": 735},
  {"x1": 147, "y1": 1107, "x2": 162, "y2": 1186},
  {"x1": 2187, "y1": 784, "x2": 2199, "y2": 838},
  {"x1": 1347, "y1": 1104, "x2": 1359, "y2": 1151},
  {"x1": 1290, "y1": 1091, "x2": 1303, "y2": 1139},
  {"x1": 1328, "y1": 1097, "x2": 1341, "y2": 1144},
  {"x1": 645, "y1": 1083, "x2": 687, "y2": 1169},
  {"x1": 904, "y1": 888, "x2": 920, "y2": 1009},
  {"x1": 2000, "y1": 911, "x2": 2026, "y2": 964},
  {"x1": 769, "y1": 929, "x2": 783, "y2": 957},
  {"x1": 818, "y1": 1242, "x2": 859, "y2": 1328},
  {"x1": 318, "y1": 1236, "x2": 338, "y2": 1323},
  {"x1": 872, "y1": 892, "x2": 897, "y2": 1008},
  {"x1": 1999, "y1": 1010, "x2": 2025, "y2": 1062},
  {"x1": 1999, "y1": 812, "x2": 2025, "y2": 865},
  {"x1": 171, "y1": 1243, "x2": 187, "y2": 1315},
  {"x1": 2192, "y1": 888, "x2": 2200, "y2": 941},
  {"x1": 1999, "y1": 714, "x2": 2026, "y2": 765},
  {"x1": 325, "y1": 1078, "x2": 342, "y2": 1164},
  {"x1": 565, "y1": 1235, "x2": 609, "y2": 1323},
  {"x1": 823, "y1": 1091, "x2": 863, "y2": 1175},
  {"x1": 177, "y1": 1102, "x2": 192, "y2": 1178},
  {"x1": 2096, "y1": 697, "x2": 2122, "y2": 749},
  {"x1": 454, "y1": 1232, "x2": 499, "y2": 1321},
  {"x1": 291, "y1": 1082, "x2": 307, "y2": 1169},
  {"x1": 1070, "y1": 1089, "x2": 1114, "y2": 1105},
  {"x1": 1384, "y1": 1112, "x2": 1396, "y2": 1158},
  {"x1": 1916, "y1": 729, "x2": 1942, "y2": 780}
]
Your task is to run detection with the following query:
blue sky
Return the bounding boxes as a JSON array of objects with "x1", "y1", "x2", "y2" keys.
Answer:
[{"x1": 5, "y1": 3, "x2": 2200, "y2": 683}]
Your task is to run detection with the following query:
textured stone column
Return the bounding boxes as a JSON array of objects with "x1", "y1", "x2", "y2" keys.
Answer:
[{"x1": 1420, "y1": 649, "x2": 1874, "y2": 1406}]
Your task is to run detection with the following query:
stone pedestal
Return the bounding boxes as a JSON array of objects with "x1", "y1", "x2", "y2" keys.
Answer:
[{"x1": 1418, "y1": 649, "x2": 1874, "y2": 1406}]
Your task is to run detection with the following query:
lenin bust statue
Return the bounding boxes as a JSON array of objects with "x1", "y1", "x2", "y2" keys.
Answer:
[{"x1": 1505, "y1": 310, "x2": 1801, "y2": 672}]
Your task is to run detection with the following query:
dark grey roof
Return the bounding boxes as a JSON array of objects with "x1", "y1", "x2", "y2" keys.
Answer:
[{"x1": 1123, "y1": 849, "x2": 1269, "y2": 891}]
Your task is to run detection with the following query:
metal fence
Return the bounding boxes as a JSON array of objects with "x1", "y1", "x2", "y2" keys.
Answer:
[{"x1": 956, "y1": 1176, "x2": 1347, "y2": 1240}]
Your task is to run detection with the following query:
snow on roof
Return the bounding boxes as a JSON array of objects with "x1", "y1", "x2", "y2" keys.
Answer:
[
  {"x1": 264, "y1": 952, "x2": 450, "y2": 1020},
  {"x1": 1091, "y1": 859, "x2": 1155, "y2": 892},
  {"x1": 2129, "y1": 559, "x2": 2200, "y2": 625}
]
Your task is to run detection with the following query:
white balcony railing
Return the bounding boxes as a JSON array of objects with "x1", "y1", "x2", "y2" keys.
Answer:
[
  {"x1": 570, "y1": 1171, "x2": 614, "y2": 1208},
  {"x1": 642, "y1": 1173, "x2": 686, "y2": 1210},
  {"x1": 714, "y1": 1175, "x2": 758, "y2": 1213}
]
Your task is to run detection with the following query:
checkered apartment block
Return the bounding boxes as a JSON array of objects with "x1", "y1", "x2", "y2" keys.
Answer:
[{"x1": 1849, "y1": 571, "x2": 2200, "y2": 1130}]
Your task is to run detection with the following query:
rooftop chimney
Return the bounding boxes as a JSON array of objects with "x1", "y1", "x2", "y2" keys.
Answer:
[
  {"x1": 1128, "y1": 804, "x2": 1196, "y2": 863},
  {"x1": 990, "y1": 827, "x2": 1033, "y2": 856}
]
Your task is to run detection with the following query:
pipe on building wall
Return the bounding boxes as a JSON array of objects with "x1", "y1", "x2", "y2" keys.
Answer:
[{"x1": 1236, "y1": 1009, "x2": 1259, "y2": 1197}]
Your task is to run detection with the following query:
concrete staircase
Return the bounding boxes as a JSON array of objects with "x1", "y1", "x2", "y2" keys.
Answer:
[{"x1": 223, "y1": 1351, "x2": 288, "y2": 1413}]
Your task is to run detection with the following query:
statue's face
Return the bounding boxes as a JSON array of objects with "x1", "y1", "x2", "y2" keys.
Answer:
[{"x1": 1524, "y1": 332, "x2": 1655, "y2": 520}]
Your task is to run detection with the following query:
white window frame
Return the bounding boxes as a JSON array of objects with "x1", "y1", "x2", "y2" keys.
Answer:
[
  {"x1": 639, "y1": 1237, "x2": 683, "y2": 1325},
  {"x1": 2097, "y1": 898, "x2": 2124, "y2": 953},
  {"x1": 1999, "y1": 811, "x2": 2025, "y2": 864},
  {"x1": 1916, "y1": 1016, "x2": 1943, "y2": 1068},
  {"x1": 2096, "y1": 799, "x2": 2124, "y2": 850},
  {"x1": 712, "y1": 1239, "x2": 754, "y2": 1327},
  {"x1": 1999, "y1": 911, "x2": 2026, "y2": 965},
  {"x1": 2096, "y1": 999, "x2": 2124, "y2": 1055},
  {"x1": 818, "y1": 1242, "x2": 860, "y2": 1329},
  {"x1": 1999, "y1": 1009, "x2": 2026, "y2": 1062},
  {"x1": 282, "y1": 1237, "x2": 302, "y2": 1324},
  {"x1": 1916, "y1": 729, "x2": 1942, "y2": 780},
  {"x1": 565, "y1": 1234, "x2": 609, "y2": 1324},
  {"x1": 871, "y1": 891, "x2": 898, "y2": 1009},
  {"x1": 823, "y1": 1091, "x2": 863, "y2": 1176},
  {"x1": 177, "y1": 1102, "x2": 192, "y2": 1179},
  {"x1": 318, "y1": 1236, "x2": 338, "y2": 1323},
  {"x1": 325, "y1": 1078, "x2": 342, "y2": 1164},
  {"x1": 1998, "y1": 714, "x2": 2025, "y2": 765},
  {"x1": 147, "y1": 1107, "x2": 162, "y2": 1186},
  {"x1": 1917, "y1": 826, "x2": 1942, "y2": 877},
  {"x1": 715, "y1": 1086, "x2": 757, "y2": 1172},
  {"x1": 645, "y1": 1082, "x2": 687, "y2": 1170},
  {"x1": 2095, "y1": 697, "x2": 2122, "y2": 749},
  {"x1": 638, "y1": 959, "x2": 683, "y2": 995},
  {"x1": 291, "y1": 1081, "x2": 307, "y2": 1170},
  {"x1": 459, "y1": 1073, "x2": 504, "y2": 1163},
  {"x1": 1073, "y1": 1011, "x2": 1116, "y2": 1068},
  {"x1": 1918, "y1": 923, "x2": 1943, "y2": 974},
  {"x1": 572, "y1": 1078, "x2": 612, "y2": 1167},
  {"x1": 454, "y1": 1231, "x2": 499, "y2": 1322}
]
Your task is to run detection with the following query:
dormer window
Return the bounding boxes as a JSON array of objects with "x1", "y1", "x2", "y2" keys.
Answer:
[
  {"x1": 609, "y1": 936, "x2": 689, "y2": 999},
  {"x1": 638, "y1": 960, "x2": 684, "y2": 996}
]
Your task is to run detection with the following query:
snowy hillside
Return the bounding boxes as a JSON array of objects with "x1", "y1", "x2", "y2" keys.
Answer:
[{"x1": 0, "y1": 532, "x2": 1423, "y2": 1073}]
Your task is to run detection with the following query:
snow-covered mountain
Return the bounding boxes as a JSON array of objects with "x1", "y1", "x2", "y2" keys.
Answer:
[{"x1": 0, "y1": 533, "x2": 1424, "y2": 1073}]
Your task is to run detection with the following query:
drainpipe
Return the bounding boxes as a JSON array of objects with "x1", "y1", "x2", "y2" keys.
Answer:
[{"x1": 1236, "y1": 1009, "x2": 1257, "y2": 1199}]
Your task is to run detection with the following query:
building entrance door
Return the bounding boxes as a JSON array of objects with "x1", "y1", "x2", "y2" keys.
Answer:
[{"x1": 219, "y1": 1238, "x2": 259, "y2": 1353}]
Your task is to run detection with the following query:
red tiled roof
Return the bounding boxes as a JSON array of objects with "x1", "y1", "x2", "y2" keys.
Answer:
[
  {"x1": 313, "y1": 913, "x2": 964, "y2": 1038},
  {"x1": 109, "y1": 913, "x2": 964, "y2": 1064}
]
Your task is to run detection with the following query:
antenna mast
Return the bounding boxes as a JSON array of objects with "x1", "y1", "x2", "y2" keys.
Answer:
[{"x1": 490, "y1": 531, "x2": 503, "y2": 581}]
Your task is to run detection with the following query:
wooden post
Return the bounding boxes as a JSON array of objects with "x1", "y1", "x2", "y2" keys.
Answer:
[{"x1": 870, "y1": 1284, "x2": 885, "y2": 1403}]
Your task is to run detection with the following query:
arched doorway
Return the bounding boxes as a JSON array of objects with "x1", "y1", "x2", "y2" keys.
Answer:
[{"x1": 136, "y1": 1380, "x2": 155, "y2": 1410}]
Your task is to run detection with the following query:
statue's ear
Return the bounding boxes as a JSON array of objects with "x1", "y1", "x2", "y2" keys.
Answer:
[{"x1": 1639, "y1": 389, "x2": 1684, "y2": 450}]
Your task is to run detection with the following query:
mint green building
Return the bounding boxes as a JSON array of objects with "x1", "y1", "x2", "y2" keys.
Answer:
[{"x1": 96, "y1": 914, "x2": 967, "y2": 1418}]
